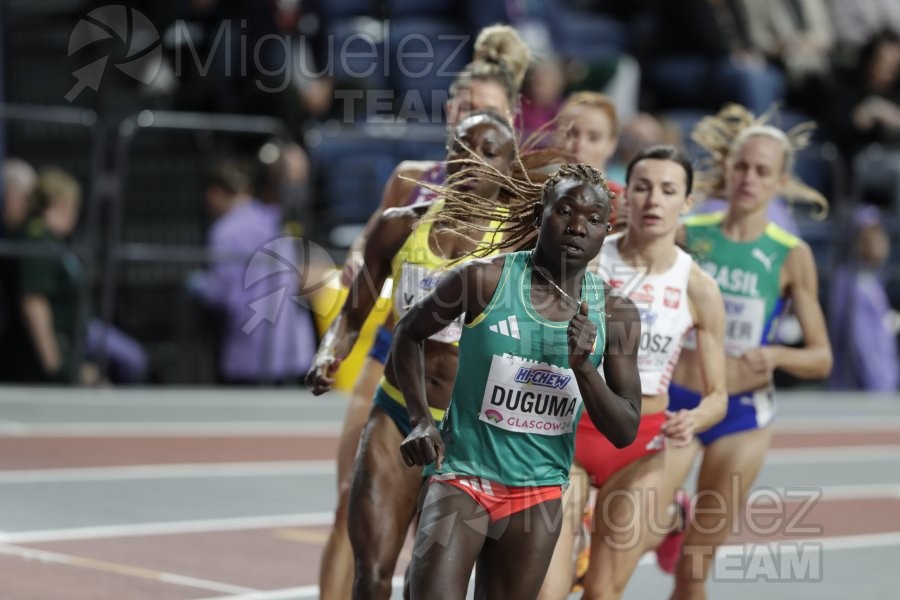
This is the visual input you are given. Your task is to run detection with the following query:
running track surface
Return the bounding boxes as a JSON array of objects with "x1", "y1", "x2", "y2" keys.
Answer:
[{"x1": 1, "y1": 387, "x2": 898, "y2": 600}]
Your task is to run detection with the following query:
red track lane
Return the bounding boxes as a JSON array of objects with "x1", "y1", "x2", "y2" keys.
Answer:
[
  {"x1": 0, "y1": 430, "x2": 897, "y2": 470},
  {"x1": 13, "y1": 526, "x2": 415, "y2": 599},
  {"x1": 732, "y1": 497, "x2": 900, "y2": 542},
  {"x1": 0, "y1": 437, "x2": 339, "y2": 470},
  {"x1": 11, "y1": 496, "x2": 900, "y2": 597},
  {"x1": 0, "y1": 553, "x2": 208, "y2": 600},
  {"x1": 2, "y1": 429, "x2": 898, "y2": 597},
  {"x1": 769, "y1": 431, "x2": 900, "y2": 449},
  {"x1": 24, "y1": 526, "x2": 334, "y2": 591}
]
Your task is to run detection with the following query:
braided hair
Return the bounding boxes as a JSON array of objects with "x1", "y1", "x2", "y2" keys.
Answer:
[{"x1": 414, "y1": 141, "x2": 613, "y2": 261}]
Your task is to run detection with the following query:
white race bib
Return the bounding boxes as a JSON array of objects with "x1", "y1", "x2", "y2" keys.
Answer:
[
  {"x1": 479, "y1": 354, "x2": 582, "y2": 436},
  {"x1": 396, "y1": 264, "x2": 462, "y2": 344},
  {"x1": 722, "y1": 294, "x2": 766, "y2": 357}
]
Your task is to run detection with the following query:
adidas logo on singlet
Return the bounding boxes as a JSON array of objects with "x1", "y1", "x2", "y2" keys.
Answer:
[{"x1": 488, "y1": 316, "x2": 520, "y2": 339}]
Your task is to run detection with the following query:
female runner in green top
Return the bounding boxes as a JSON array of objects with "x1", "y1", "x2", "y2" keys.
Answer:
[
  {"x1": 393, "y1": 164, "x2": 643, "y2": 599},
  {"x1": 664, "y1": 105, "x2": 833, "y2": 599}
]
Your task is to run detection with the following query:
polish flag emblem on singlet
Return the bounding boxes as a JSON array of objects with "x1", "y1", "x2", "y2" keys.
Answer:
[{"x1": 664, "y1": 287, "x2": 681, "y2": 309}]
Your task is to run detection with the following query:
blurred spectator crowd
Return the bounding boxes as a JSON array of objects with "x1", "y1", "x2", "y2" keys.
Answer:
[{"x1": 0, "y1": 0, "x2": 898, "y2": 388}]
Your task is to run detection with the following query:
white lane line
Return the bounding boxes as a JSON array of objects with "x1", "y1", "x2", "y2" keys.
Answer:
[
  {"x1": 3, "y1": 484, "x2": 898, "y2": 546},
  {"x1": 776, "y1": 483, "x2": 900, "y2": 501},
  {"x1": 0, "y1": 460, "x2": 336, "y2": 483},
  {"x1": 766, "y1": 445, "x2": 900, "y2": 464},
  {"x1": 0, "y1": 543, "x2": 260, "y2": 595},
  {"x1": 0, "y1": 512, "x2": 334, "y2": 544},
  {"x1": 1, "y1": 420, "x2": 897, "y2": 438},
  {"x1": 0, "y1": 422, "x2": 343, "y2": 436},
  {"x1": 0, "y1": 387, "x2": 347, "y2": 404},
  {"x1": 199, "y1": 532, "x2": 900, "y2": 599},
  {"x1": 0, "y1": 396, "x2": 345, "y2": 408},
  {"x1": 198, "y1": 576, "x2": 406, "y2": 600}
]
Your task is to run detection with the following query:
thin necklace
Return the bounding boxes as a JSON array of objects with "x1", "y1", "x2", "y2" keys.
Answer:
[{"x1": 529, "y1": 252, "x2": 581, "y2": 306}]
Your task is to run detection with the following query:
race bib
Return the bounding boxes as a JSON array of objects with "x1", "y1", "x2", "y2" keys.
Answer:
[
  {"x1": 722, "y1": 294, "x2": 766, "y2": 357},
  {"x1": 635, "y1": 310, "x2": 675, "y2": 373},
  {"x1": 396, "y1": 264, "x2": 463, "y2": 344},
  {"x1": 479, "y1": 354, "x2": 583, "y2": 436}
]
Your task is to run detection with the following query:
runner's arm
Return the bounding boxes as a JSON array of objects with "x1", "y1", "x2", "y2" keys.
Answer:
[
  {"x1": 667, "y1": 266, "x2": 727, "y2": 441},
  {"x1": 394, "y1": 257, "x2": 504, "y2": 466},
  {"x1": 574, "y1": 291, "x2": 642, "y2": 448},
  {"x1": 768, "y1": 243, "x2": 832, "y2": 379},
  {"x1": 305, "y1": 212, "x2": 410, "y2": 394}
]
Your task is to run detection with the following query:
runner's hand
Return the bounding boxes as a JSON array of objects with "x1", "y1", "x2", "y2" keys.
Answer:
[
  {"x1": 662, "y1": 409, "x2": 696, "y2": 447},
  {"x1": 568, "y1": 301, "x2": 597, "y2": 369},
  {"x1": 401, "y1": 422, "x2": 445, "y2": 469},
  {"x1": 741, "y1": 347, "x2": 776, "y2": 375},
  {"x1": 304, "y1": 351, "x2": 342, "y2": 395},
  {"x1": 340, "y1": 250, "x2": 364, "y2": 288}
]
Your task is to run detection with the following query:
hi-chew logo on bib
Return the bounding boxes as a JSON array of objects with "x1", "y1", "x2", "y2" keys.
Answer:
[
  {"x1": 480, "y1": 354, "x2": 582, "y2": 436},
  {"x1": 514, "y1": 367, "x2": 571, "y2": 389},
  {"x1": 397, "y1": 264, "x2": 462, "y2": 343}
]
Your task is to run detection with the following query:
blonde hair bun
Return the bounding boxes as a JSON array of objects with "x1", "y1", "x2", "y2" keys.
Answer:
[{"x1": 473, "y1": 25, "x2": 531, "y2": 91}]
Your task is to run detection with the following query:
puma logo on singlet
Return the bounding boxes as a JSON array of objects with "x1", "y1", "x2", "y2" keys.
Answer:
[{"x1": 751, "y1": 248, "x2": 777, "y2": 272}]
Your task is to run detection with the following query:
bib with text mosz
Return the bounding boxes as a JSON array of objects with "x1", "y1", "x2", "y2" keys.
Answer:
[{"x1": 479, "y1": 353, "x2": 583, "y2": 436}]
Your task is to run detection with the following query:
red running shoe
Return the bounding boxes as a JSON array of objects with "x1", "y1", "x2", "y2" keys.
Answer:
[{"x1": 656, "y1": 491, "x2": 691, "y2": 574}]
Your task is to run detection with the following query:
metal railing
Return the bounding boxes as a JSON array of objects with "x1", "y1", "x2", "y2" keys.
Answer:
[{"x1": 102, "y1": 109, "x2": 293, "y2": 383}]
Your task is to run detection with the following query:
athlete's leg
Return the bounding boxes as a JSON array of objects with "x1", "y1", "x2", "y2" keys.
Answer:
[
  {"x1": 581, "y1": 451, "x2": 666, "y2": 600},
  {"x1": 536, "y1": 462, "x2": 590, "y2": 600},
  {"x1": 671, "y1": 426, "x2": 774, "y2": 600},
  {"x1": 474, "y1": 498, "x2": 564, "y2": 600},
  {"x1": 348, "y1": 405, "x2": 423, "y2": 600},
  {"x1": 648, "y1": 439, "x2": 702, "y2": 574},
  {"x1": 408, "y1": 481, "x2": 486, "y2": 600},
  {"x1": 645, "y1": 439, "x2": 702, "y2": 550},
  {"x1": 319, "y1": 357, "x2": 384, "y2": 600}
]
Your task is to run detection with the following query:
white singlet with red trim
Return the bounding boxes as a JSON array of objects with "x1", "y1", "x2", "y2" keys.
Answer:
[{"x1": 596, "y1": 233, "x2": 694, "y2": 396}]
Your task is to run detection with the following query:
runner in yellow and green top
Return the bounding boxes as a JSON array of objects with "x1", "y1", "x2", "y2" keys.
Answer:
[
  {"x1": 305, "y1": 110, "x2": 521, "y2": 600},
  {"x1": 662, "y1": 105, "x2": 833, "y2": 598}
]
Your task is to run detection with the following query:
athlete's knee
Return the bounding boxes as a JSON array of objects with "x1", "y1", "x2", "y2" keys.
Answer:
[
  {"x1": 580, "y1": 577, "x2": 626, "y2": 600},
  {"x1": 353, "y1": 560, "x2": 395, "y2": 598},
  {"x1": 333, "y1": 495, "x2": 352, "y2": 531}
]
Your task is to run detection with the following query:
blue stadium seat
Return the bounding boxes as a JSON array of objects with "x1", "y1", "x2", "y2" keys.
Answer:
[
  {"x1": 386, "y1": 0, "x2": 457, "y2": 19},
  {"x1": 794, "y1": 143, "x2": 840, "y2": 204},
  {"x1": 314, "y1": 0, "x2": 375, "y2": 21},
  {"x1": 388, "y1": 19, "x2": 471, "y2": 119},
  {"x1": 854, "y1": 145, "x2": 900, "y2": 214},
  {"x1": 463, "y1": 0, "x2": 511, "y2": 31},
  {"x1": 796, "y1": 218, "x2": 834, "y2": 272},
  {"x1": 307, "y1": 132, "x2": 403, "y2": 227},
  {"x1": 539, "y1": 0, "x2": 630, "y2": 60},
  {"x1": 328, "y1": 18, "x2": 390, "y2": 91}
]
